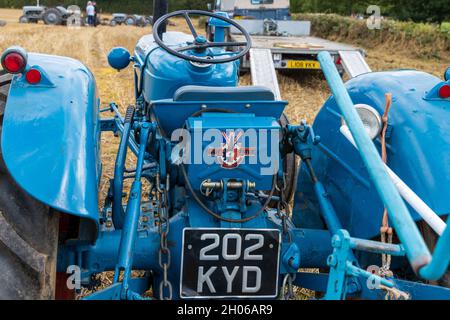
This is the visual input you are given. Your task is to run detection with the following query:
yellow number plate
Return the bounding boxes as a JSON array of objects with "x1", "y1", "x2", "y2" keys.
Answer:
[{"x1": 287, "y1": 60, "x2": 321, "y2": 69}]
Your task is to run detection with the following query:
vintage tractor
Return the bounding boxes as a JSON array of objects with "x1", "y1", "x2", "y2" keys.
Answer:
[
  {"x1": 19, "y1": 5, "x2": 75, "y2": 25},
  {"x1": 1, "y1": 4, "x2": 450, "y2": 300},
  {"x1": 108, "y1": 13, "x2": 153, "y2": 27}
]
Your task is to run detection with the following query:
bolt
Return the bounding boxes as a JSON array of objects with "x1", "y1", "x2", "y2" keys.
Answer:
[
  {"x1": 327, "y1": 255, "x2": 337, "y2": 267},
  {"x1": 245, "y1": 104, "x2": 251, "y2": 108}
]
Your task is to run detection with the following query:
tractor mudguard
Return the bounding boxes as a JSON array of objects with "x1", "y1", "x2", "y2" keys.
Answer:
[
  {"x1": 295, "y1": 70, "x2": 450, "y2": 239},
  {"x1": 1, "y1": 53, "x2": 101, "y2": 225}
]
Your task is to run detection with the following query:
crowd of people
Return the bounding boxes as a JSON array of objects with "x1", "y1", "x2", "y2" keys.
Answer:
[{"x1": 86, "y1": 1, "x2": 98, "y2": 27}]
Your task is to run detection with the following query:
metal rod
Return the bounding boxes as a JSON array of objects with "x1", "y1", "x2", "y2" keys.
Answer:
[
  {"x1": 112, "y1": 111, "x2": 134, "y2": 229},
  {"x1": 349, "y1": 238, "x2": 405, "y2": 257},
  {"x1": 419, "y1": 224, "x2": 450, "y2": 281},
  {"x1": 114, "y1": 123, "x2": 151, "y2": 298},
  {"x1": 318, "y1": 51, "x2": 431, "y2": 273},
  {"x1": 341, "y1": 112, "x2": 450, "y2": 281}
]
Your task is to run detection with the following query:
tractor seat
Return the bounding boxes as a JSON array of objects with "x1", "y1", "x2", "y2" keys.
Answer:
[{"x1": 173, "y1": 85, "x2": 275, "y2": 102}]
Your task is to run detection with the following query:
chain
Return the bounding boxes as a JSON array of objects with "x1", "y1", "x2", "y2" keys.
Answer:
[
  {"x1": 157, "y1": 174, "x2": 173, "y2": 300},
  {"x1": 281, "y1": 273, "x2": 296, "y2": 300}
]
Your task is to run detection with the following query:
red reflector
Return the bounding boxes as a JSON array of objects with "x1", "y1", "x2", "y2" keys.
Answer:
[
  {"x1": 439, "y1": 85, "x2": 450, "y2": 99},
  {"x1": 2, "y1": 52, "x2": 26, "y2": 74},
  {"x1": 25, "y1": 68, "x2": 42, "y2": 84},
  {"x1": 336, "y1": 57, "x2": 342, "y2": 65}
]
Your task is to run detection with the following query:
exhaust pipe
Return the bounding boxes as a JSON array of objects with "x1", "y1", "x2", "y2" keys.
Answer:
[{"x1": 153, "y1": 0, "x2": 168, "y2": 38}]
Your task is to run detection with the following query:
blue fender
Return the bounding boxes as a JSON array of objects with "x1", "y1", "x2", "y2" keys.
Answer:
[
  {"x1": 1, "y1": 53, "x2": 101, "y2": 225},
  {"x1": 294, "y1": 70, "x2": 450, "y2": 239}
]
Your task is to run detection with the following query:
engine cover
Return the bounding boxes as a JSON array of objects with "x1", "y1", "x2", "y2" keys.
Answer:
[{"x1": 185, "y1": 113, "x2": 281, "y2": 191}]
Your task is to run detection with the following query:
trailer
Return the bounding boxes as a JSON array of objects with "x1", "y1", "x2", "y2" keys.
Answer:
[{"x1": 210, "y1": 0, "x2": 371, "y2": 78}]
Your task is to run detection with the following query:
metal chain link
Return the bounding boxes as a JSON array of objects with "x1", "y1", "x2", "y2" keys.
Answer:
[
  {"x1": 157, "y1": 174, "x2": 173, "y2": 300},
  {"x1": 281, "y1": 273, "x2": 296, "y2": 300}
]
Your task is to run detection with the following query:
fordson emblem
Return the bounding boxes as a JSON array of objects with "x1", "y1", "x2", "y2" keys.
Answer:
[{"x1": 208, "y1": 131, "x2": 255, "y2": 169}]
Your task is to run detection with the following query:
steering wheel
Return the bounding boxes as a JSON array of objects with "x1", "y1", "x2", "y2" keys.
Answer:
[{"x1": 153, "y1": 10, "x2": 252, "y2": 65}]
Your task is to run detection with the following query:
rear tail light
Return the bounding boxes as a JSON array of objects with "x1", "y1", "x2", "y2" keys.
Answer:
[
  {"x1": 25, "y1": 68, "x2": 42, "y2": 84},
  {"x1": 1, "y1": 48, "x2": 28, "y2": 74},
  {"x1": 438, "y1": 84, "x2": 450, "y2": 99}
]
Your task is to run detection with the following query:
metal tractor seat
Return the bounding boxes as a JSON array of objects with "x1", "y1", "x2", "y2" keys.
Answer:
[{"x1": 173, "y1": 85, "x2": 275, "y2": 102}]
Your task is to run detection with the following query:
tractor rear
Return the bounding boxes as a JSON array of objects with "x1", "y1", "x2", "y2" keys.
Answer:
[{"x1": 0, "y1": 3, "x2": 450, "y2": 300}]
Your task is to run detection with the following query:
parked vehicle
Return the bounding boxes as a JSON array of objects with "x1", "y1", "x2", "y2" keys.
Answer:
[
  {"x1": 109, "y1": 13, "x2": 153, "y2": 27},
  {"x1": 19, "y1": 5, "x2": 74, "y2": 25},
  {"x1": 208, "y1": 0, "x2": 369, "y2": 77}
]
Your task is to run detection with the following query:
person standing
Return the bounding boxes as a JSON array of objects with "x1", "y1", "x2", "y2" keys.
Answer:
[
  {"x1": 86, "y1": 1, "x2": 95, "y2": 26},
  {"x1": 93, "y1": 2, "x2": 98, "y2": 27}
]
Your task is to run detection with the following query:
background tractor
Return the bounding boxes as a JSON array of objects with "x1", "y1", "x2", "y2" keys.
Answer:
[
  {"x1": 19, "y1": 5, "x2": 74, "y2": 25},
  {"x1": 0, "y1": 0, "x2": 449, "y2": 300},
  {"x1": 108, "y1": 13, "x2": 153, "y2": 27}
]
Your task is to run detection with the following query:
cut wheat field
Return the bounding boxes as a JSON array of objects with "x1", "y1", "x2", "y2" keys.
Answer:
[{"x1": 1, "y1": 8, "x2": 449, "y2": 202}]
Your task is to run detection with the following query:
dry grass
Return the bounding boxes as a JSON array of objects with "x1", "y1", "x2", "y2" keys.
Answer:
[{"x1": 1, "y1": 9, "x2": 448, "y2": 298}]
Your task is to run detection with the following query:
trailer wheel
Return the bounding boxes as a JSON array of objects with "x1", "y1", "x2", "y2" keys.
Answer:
[
  {"x1": 0, "y1": 70, "x2": 59, "y2": 299},
  {"x1": 43, "y1": 8, "x2": 63, "y2": 25},
  {"x1": 109, "y1": 19, "x2": 118, "y2": 27}
]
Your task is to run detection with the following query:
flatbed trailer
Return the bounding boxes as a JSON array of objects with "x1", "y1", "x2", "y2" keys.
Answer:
[{"x1": 233, "y1": 33, "x2": 368, "y2": 76}]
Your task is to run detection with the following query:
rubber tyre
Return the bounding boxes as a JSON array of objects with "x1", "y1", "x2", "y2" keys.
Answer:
[
  {"x1": 419, "y1": 219, "x2": 450, "y2": 287},
  {"x1": 0, "y1": 69, "x2": 59, "y2": 300},
  {"x1": 19, "y1": 16, "x2": 29, "y2": 24},
  {"x1": 43, "y1": 8, "x2": 63, "y2": 25},
  {"x1": 280, "y1": 113, "x2": 298, "y2": 203},
  {"x1": 124, "y1": 15, "x2": 136, "y2": 26}
]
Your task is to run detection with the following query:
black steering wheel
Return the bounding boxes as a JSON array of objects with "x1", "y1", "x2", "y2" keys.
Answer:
[{"x1": 153, "y1": 10, "x2": 252, "y2": 64}]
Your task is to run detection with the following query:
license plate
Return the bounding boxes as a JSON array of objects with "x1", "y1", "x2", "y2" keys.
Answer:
[
  {"x1": 287, "y1": 60, "x2": 320, "y2": 69},
  {"x1": 180, "y1": 228, "x2": 281, "y2": 299}
]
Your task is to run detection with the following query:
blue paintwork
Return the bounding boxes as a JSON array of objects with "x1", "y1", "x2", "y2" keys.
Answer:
[
  {"x1": 107, "y1": 47, "x2": 131, "y2": 71},
  {"x1": 134, "y1": 32, "x2": 239, "y2": 102},
  {"x1": 151, "y1": 99, "x2": 286, "y2": 137},
  {"x1": 2, "y1": 53, "x2": 101, "y2": 224},
  {"x1": 295, "y1": 69, "x2": 450, "y2": 240},
  {"x1": 186, "y1": 113, "x2": 280, "y2": 191},
  {"x1": 4, "y1": 12, "x2": 447, "y2": 299}
]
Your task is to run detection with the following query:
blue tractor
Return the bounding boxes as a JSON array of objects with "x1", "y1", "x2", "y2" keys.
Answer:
[{"x1": 1, "y1": 3, "x2": 450, "y2": 300}]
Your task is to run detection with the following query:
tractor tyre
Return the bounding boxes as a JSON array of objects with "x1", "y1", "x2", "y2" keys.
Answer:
[
  {"x1": 110, "y1": 19, "x2": 118, "y2": 27},
  {"x1": 419, "y1": 218, "x2": 450, "y2": 287},
  {"x1": 124, "y1": 15, "x2": 137, "y2": 26},
  {"x1": 280, "y1": 113, "x2": 298, "y2": 204},
  {"x1": 43, "y1": 8, "x2": 63, "y2": 25},
  {"x1": 19, "y1": 16, "x2": 29, "y2": 24},
  {"x1": 0, "y1": 69, "x2": 60, "y2": 300}
]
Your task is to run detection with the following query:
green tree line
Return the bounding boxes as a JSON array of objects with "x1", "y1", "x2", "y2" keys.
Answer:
[{"x1": 0, "y1": 0, "x2": 448, "y2": 24}]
